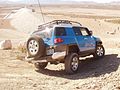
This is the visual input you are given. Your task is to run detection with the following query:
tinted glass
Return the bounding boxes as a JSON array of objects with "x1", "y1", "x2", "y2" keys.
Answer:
[
  {"x1": 54, "y1": 27, "x2": 66, "y2": 36},
  {"x1": 73, "y1": 27, "x2": 82, "y2": 36},
  {"x1": 33, "y1": 28, "x2": 53, "y2": 38},
  {"x1": 80, "y1": 28, "x2": 89, "y2": 36}
]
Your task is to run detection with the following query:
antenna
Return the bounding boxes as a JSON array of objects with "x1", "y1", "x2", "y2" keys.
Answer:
[{"x1": 37, "y1": 0, "x2": 45, "y2": 23}]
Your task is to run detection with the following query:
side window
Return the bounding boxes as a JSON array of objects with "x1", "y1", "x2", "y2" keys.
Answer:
[
  {"x1": 73, "y1": 27, "x2": 82, "y2": 36},
  {"x1": 80, "y1": 28, "x2": 89, "y2": 36},
  {"x1": 54, "y1": 27, "x2": 66, "y2": 36}
]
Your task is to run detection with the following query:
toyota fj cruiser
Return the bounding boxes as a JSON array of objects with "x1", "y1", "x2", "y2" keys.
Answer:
[{"x1": 26, "y1": 20, "x2": 105, "y2": 74}]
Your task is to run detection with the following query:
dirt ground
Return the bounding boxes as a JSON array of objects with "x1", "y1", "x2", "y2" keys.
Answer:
[
  {"x1": 0, "y1": 48, "x2": 120, "y2": 90},
  {"x1": 0, "y1": 4, "x2": 120, "y2": 90}
]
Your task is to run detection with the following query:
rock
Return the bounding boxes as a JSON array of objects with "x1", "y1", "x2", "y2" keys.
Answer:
[{"x1": 0, "y1": 40, "x2": 12, "y2": 50}]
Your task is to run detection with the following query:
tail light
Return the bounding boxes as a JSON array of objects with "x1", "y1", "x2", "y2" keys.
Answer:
[{"x1": 54, "y1": 38, "x2": 63, "y2": 44}]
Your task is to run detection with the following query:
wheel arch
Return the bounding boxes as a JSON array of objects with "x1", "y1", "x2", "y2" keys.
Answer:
[
  {"x1": 96, "y1": 41, "x2": 102, "y2": 46},
  {"x1": 67, "y1": 44, "x2": 80, "y2": 54}
]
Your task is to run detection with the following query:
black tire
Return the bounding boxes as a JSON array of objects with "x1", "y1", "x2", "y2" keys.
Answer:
[
  {"x1": 93, "y1": 45, "x2": 105, "y2": 59},
  {"x1": 34, "y1": 62, "x2": 48, "y2": 69},
  {"x1": 65, "y1": 53, "x2": 79, "y2": 74},
  {"x1": 27, "y1": 36, "x2": 45, "y2": 59}
]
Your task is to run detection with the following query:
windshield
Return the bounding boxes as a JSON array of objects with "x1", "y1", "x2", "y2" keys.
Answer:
[{"x1": 32, "y1": 28, "x2": 53, "y2": 39}]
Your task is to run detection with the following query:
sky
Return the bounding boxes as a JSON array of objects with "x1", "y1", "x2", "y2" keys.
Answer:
[{"x1": 8, "y1": 0, "x2": 120, "y2": 3}]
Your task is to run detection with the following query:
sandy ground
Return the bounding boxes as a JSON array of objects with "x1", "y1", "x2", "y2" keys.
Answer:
[
  {"x1": 0, "y1": 49, "x2": 120, "y2": 90},
  {"x1": 0, "y1": 4, "x2": 120, "y2": 90}
]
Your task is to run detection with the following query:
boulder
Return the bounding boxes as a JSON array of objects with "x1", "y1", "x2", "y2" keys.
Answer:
[{"x1": 0, "y1": 40, "x2": 12, "y2": 50}]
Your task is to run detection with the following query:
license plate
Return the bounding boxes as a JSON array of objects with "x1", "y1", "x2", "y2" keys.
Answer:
[{"x1": 47, "y1": 49, "x2": 54, "y2": 55}]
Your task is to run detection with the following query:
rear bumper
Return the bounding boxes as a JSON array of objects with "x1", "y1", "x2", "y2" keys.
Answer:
[
  {"x1": 52, "y1": 51, "x2": 66, "y2": 60},
  {"x1": 25, "y1": 51, "x2": 66, "y2": 63},
  {"x1": 25, "y1": 51, "x2": 66, "y2": 62},
  {"x1": 25, "y1": 45, "x2": 67, "y2": 63},
  {"x1": 52, "y1": 45, "x2": 67, "y2": 60}
]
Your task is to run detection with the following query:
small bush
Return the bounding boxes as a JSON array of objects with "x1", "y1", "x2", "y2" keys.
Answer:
[
  {"x1": 17, "y1": 41, "x2": 27, "y2": 53},
  {"x1": 17, "y1": 46, "x2": 27, "y2": 53}
]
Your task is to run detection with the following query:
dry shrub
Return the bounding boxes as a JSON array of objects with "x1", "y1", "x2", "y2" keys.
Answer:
[
  {"x1": 17, "y1": 41, "x2": 27, "y2": 53},
  {"x1": 16, "y1": 47, "x2": 27, "y2": 60},
  {"x1": 16, "y1": 41, "x2": 27, "y2": 60},
  {"x1": 17, "y1": 46, "x2": 27, "y2": 53}
]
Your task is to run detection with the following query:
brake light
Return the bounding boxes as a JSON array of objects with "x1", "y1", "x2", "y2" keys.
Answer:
[{"x1": 54, "y1": 38, "x2": 63, "y2": 44}]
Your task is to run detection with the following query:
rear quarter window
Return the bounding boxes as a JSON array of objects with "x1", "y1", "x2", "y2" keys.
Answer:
[
  {"x1": 73, "y1": 27, "x2": 82, "y2": 36},
  {"x1": 54, "y1": 27, "x2": 66, "y2": 36}
]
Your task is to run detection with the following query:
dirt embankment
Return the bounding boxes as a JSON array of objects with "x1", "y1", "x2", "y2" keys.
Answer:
[{"x1": 0, "y1": 7, "x2": 52, "y2": 40}]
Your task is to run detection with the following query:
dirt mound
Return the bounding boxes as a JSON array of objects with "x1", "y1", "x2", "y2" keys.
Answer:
[
  {"x1": 6, "y1": 8, "x2": 52, "y2": 34},
  {"x1": 0, "y1": 8, "x2": 52, "y2": 40}
]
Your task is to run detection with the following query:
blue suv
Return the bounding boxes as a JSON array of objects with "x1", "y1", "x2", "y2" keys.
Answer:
[{"x1": 26, "y1": 20, "x2": 105, "y2": 74}]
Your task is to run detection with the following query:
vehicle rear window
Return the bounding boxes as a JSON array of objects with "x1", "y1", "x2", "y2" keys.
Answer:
[
  {"x1": 54, "y1": 27, "x2": 66, "y2": 36},
  {"x1": 33, "y1": 28, "x2": 53, "y2": 38},
  {"x1": 73, "y1": 27, "x2": 82, "y2": 36}
]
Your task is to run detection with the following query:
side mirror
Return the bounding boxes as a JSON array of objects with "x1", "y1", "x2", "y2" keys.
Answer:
[{"x1": 89, "y1": 30, "x2": 93, "y2": 36}]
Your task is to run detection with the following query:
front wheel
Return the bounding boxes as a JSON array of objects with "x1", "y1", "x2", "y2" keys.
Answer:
[
  {"x1": 65, "y1": 53, "x2": 79, "y2": 74},
  {"x1": 93, "y1": 45, "x2": 105, "y2": 59}
]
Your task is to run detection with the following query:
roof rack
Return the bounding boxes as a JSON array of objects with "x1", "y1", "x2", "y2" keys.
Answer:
[{"x1": 38, "y1": 20, "x2": 82, "y2": 30}]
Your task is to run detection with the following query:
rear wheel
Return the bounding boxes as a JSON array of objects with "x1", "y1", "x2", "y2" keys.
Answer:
[
  {"x1": 65, "y1": 53, "x2": 79, "y2": 74},
  {"x1": 93, "y1": 45, "x2": 105, "y2": 59},
  {"x1": 34, "y1": 62, "x2": 48, "y2": 70}
]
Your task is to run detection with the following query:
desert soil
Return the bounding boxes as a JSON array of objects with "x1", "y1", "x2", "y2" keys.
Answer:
[
  {"x1": 0, "y1": 48, "x2": 120, "y2": 90},
  {"x1": 0, "y1": 5, "x2": 120, "y2": 90}
]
